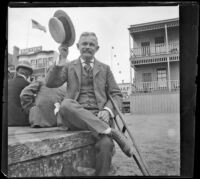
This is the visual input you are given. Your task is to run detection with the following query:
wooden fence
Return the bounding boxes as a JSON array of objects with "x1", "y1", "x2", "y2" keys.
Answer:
[{"x1": 130, "y1": 91, "x2": 180, "y2": 114}]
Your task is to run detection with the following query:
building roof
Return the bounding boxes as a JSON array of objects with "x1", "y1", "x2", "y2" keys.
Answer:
[
  {"x1": 17, "y1": 50, "x2": 55, "y2": 58},
  {"x1": 128, "y1": 18, "x2": 179, "y2": 33}
]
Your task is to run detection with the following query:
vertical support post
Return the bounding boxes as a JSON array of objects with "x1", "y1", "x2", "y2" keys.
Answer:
[
  {"x1": 129, "y1": 32, "x2": 133, "y2": 85},
  {"x1": 165, "y1": 24, "x2": 171, "y2": 92},
  {"x1": 44, "y1": 58, "x2": 47, "y2": 77},
  {"x1": 110, "y1": 46, "x2": 113, "y2": 71}
]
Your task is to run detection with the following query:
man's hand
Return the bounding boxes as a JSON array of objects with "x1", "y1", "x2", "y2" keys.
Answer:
[
  {"x1": 57, "y1": 44, "x2": 69, "y2": 65},
  {"x1": 54, "y1": 102, "x2": 60, "y2": 115},
  {"x1": 97, "y1": 110, "x2": 110, "y2": 125}
]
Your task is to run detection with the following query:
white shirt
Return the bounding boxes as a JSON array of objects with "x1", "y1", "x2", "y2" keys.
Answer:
[{"x1": 80, "y1": 58, "x2": 94, "y2": 68}]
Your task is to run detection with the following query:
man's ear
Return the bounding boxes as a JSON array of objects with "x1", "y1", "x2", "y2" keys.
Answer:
[
  {"x1": 76, "y1": 43, "x2": 79, "y2": 49},
  {"x1": 96, "y1": 45, "x2": 99, "y2": 51}
]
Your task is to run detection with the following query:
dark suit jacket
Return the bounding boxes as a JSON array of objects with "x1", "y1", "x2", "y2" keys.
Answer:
[
  {"x1": 20, "y1": 81, "x2": 66, "y2": 127},
  {"x1": 8, "y1": 75, "x2": 30, "y2": 126},
  {"x1": 45, "y1": 58, "x2": 122, "y2": 116}
]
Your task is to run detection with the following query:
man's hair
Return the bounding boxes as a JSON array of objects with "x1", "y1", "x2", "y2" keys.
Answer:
[{"x1": 78, "y1": 32, "x2": 98, "y2": 43}]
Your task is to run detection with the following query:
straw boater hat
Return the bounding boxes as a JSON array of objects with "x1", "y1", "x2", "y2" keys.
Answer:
[
  {"x1": 48, "y1": 10, "x2": 76, "y2": 47},
  {"x1": 16, "y1": 60, "x2": 33, "y2": 74}
]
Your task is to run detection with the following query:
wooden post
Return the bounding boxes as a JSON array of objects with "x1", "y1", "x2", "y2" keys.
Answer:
[{"x1": 165, "y1": 24, "x2": 171, "y2": 92}]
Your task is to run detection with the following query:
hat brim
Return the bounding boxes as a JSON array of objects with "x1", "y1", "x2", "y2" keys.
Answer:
[
  {"x1": 49, "y1": 17, "x2": 66, "y2": 44},
  {"x1": 16, "y1": 65, "x2": 33, "y2": 74},
  {"x1": 53, "y1": 10, "x2": 76, "y2": 47}
]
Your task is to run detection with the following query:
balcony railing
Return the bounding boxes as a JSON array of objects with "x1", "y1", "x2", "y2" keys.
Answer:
[
  {"x1": 132, "y1": 80, "x2": 179, "y2": 93},
  {"x1": 131, "y1": 42, "x2": 179, "y2": 58}
]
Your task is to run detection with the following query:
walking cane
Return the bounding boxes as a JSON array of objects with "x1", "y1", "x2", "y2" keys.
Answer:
[{"x1": 108, "y1": 94, "x2": 151, "y2": 176}]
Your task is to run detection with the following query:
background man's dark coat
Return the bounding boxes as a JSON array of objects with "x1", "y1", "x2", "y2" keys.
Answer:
[{"x1": 8, "y1": 75, "x2": 30, "y2": 126}]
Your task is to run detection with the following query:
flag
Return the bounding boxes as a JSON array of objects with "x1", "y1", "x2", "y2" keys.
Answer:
[{"x1": 31, "y1": 19, "x2": 46, "y2": 33}]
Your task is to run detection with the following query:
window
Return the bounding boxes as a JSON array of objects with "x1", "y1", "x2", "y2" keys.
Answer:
[
  {"x1": 47, "y1": 57, "x2": 54, "y2": 67},
  {"x1": 142, "y1": 72, "x2": 152, "y2": 82},
  {"x1": 142, "y1": 73, "x2": 152, "y2": 92},
  {"x1": 31, "y1": 59, "x2": 36, "y2": 68},
  {"x1": 157, "y1": 68, "x2": 167, "y2": 88},
  {"x1": 155, "y1": 37, "x2": 165, "y2": 54},
  {"x1": 155, "y1": 36, "x2": 164, "y2": 44},
  {"x1": 37, "y1": 58, "x2": 44, "y2": 68},
  {"x1": 141, "y1": 41, "x2": 150, "y2": 56}
]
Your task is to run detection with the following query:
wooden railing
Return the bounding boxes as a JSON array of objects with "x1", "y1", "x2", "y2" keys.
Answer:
[
  {"x1": 131, "y1": 42, "x2": 179, "y2": 58},
  {"x1": 132, "y1": 80, "x2": 179, "y2": 93}
]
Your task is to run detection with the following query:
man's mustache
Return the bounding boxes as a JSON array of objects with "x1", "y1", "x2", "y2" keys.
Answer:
[{"x1": 83, "y1": 49, "x2": 92, "y2": 54}]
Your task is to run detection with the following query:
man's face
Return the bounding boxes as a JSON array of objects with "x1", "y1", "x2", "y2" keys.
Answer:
[
  {"x1": 77, "y1": 35, "x2": 99, "y2": 61},
  {"x1": 17, "y1": 67, "x2": 32, "y2": 79}
]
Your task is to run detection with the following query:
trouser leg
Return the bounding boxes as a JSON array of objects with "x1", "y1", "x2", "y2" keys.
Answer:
[
  {"x1": 59, "y1": 99, "x2": 114, "y2": 176},
  {"x1": 94, "y1": 135, "x2": 114, "y2": 176},
  {"x1": 59, "y1": 99, "x2": 109, "y2": 134}
]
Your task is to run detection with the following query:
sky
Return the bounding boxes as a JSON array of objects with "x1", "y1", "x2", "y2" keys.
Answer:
[{"x1": 8, "y1": 6, "x2": 179, "y2": 83}]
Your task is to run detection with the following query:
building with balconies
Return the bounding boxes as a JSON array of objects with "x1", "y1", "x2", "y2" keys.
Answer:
[
  {"x1": 18, "y1": 51, "x2": 58, "y2": 81},
  {"x1": 10, "y1": 46, "x2": 58, "y2": 81},
  {"x1": 128, "y1": 18, "x2": 180, "y2": 113}
]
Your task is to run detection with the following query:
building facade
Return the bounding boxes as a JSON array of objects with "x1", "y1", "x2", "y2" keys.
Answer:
[
  {"x1": 9, "y1": 46, "x2": 58, "y2": 81},
  {"x1": 118, "y1": 83, "x2": 132, "y2": 113},
  {"x1": 128, "y1": 18, "x2": 180, "y2": 113}
]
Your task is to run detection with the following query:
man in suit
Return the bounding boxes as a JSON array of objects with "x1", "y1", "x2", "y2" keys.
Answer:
[
  {"x1": 20, "y1": 79, "x2": 66, "y2": 128},
  {"x1": 8, "y1": 60, "x2": 33, "y2": 126},
  {"x1": 45, "y1": 32, "x2": 133, "y2": 176}
]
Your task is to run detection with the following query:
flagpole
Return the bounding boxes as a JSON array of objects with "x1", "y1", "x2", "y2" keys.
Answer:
[
  {"x1": 26, "y1": 19, "x2": 31, "y2": 48},
  {"x1": 129, "y1": 32, "x2": 132, "y2": 84},
  {"x1": 110, "y1": 46, "x2": 113, "y2": 71}
]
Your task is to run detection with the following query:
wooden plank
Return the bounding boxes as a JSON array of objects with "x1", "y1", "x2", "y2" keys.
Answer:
[
  {"x1": 8, "y1": 127, "x2": 65, "y2": 136},
  {"x1": 8, "y1": 130, "x2": 78, "y2": 144}
]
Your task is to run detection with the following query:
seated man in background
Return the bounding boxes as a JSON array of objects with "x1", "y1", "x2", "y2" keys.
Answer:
[
  {"x1": 8, "y1": 60, "x2": 33, "y2": 126},
  {"x1": 20, "y1": 76, "x2": 67, "y2": 128}
]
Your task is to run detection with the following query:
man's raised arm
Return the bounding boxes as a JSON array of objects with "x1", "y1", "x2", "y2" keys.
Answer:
[{"x1": 45, "y1": 45, "x2": 69, "y2": 88}]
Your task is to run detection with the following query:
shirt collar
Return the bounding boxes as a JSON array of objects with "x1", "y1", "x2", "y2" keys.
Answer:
[{"x1": 80, "y1": 58, "x2": 94, "y2": 68}]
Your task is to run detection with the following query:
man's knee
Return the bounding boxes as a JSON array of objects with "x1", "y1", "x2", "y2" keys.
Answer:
[
  {"x1": 60, "y1": 99, "x2": 77, "y2": 114},
  {"x1": 95, "y1": 135, "x2": 114, "y2": 152}
]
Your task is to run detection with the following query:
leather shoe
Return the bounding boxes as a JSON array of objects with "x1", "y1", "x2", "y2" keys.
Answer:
[{"x1": 109, "y1": 128, "x2": 133, "y2": 157}]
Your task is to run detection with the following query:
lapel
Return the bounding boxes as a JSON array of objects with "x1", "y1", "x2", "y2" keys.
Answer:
[
  {"x1": 93, "y1": 58, "x2": 101, "y2": 78},
  {"x1": 73, "y1": 58, "x2": 82, "y2": 86},
  {"x1": 73, "y1": 57, "x2": 102, "y2": 86}
]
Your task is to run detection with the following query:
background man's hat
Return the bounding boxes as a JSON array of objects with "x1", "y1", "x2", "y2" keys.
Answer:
[
  {"x1": 48, "y1": 10, "x2": 76, "y2": 47},
  {"x1": 16, "y1": 60, "x2": 33, "y2": 74}
]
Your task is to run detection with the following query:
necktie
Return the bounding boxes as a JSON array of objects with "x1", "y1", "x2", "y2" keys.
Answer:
[{"x1": 84, "y1": 62, "x2": 92, "y2": 73}]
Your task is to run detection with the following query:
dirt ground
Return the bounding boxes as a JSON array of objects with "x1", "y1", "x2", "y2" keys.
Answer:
[{"x1": 111, "y1": 113, "x2": 180, "y2": 176}]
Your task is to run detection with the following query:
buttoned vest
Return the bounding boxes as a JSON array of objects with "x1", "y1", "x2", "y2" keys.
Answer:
[{"x1": 77, "y1": 65, "x2": 98, "y2": 109}]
